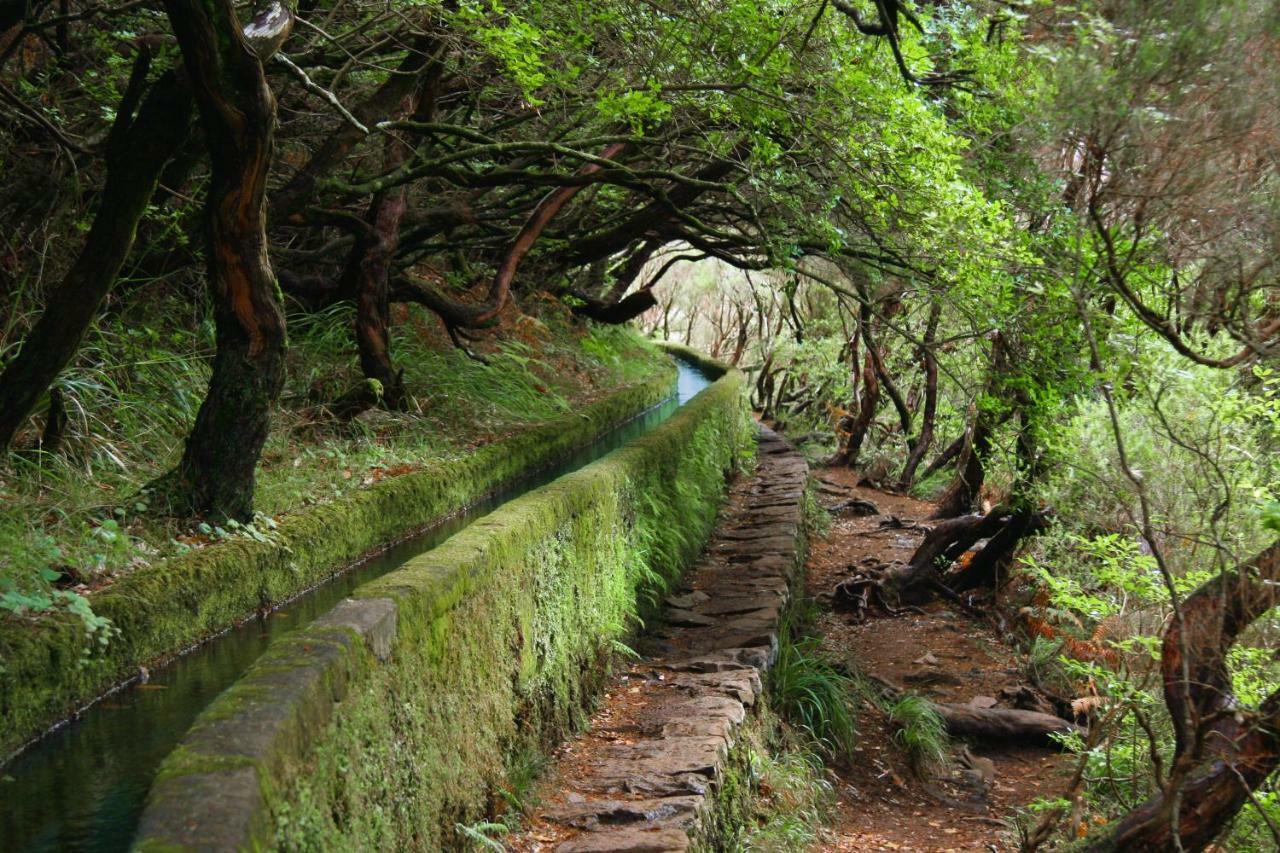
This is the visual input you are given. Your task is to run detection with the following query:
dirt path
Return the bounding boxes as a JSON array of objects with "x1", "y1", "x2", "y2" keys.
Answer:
[{"x1": 807, "y1": 466, "x2": 1072, "y2": 852}]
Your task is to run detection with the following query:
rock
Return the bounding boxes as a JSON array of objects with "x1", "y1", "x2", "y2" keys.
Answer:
[
  {"x1": 664, "y1": 591, "x2": 710, "y2": 609},
  {"x1": 556, "y1": 827, "x2": 690, "y2": 852},
  {"x1": 968, "y1": 695, "x2": 998, "y2": 709},
  {"x1": 826, "y1": 497, "x2": 880, "y2": 516},
  {"x1": 903, "y1": 670, "x2": 964, "y2": 687},
  {"x1": 1000, "y1": 684, "x2": 1063, "y2": 717},
  {"x1": 913, "y1": 652, "x2": 939, "y2": 666},
  {"x1": 958, "y1": 746, "x2": 997, "y2": 786},
  {"x1": 660, "y1": 647, "x2": 771, "y2": 674},
  {"x1": 546, "y1": 795, "x2": 701, "y2": 829},
  {"x1": 662, "y1": 608, "x2": 718, "y2": 628}
]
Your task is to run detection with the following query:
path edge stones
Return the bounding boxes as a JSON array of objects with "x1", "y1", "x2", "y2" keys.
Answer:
[{"x1": 521, "y1": 426, "x2": 810, "y2": 853}]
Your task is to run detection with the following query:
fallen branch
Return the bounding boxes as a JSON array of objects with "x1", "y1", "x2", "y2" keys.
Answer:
[{"x1": 935, "y1": 704, "x2": 1084, "y2": 745}]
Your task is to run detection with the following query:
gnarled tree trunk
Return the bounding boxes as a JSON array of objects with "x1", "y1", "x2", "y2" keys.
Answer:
[
  {"x1": 159, "y1": 0, "x2": 292, "y2": 520},
  {"x1": 832, "y1": 347, "x2": 878, "y2": 467},
  {"x1": 0, "y1": 54, "x2": 193, "y2": 449},
  {"x1": 1085, "y1": 541, "x2": 1280, "y2": 852}
]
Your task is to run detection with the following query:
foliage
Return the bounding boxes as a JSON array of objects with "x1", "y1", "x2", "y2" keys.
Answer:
[
  {"x1": 741, "y1": 726, "x2": 836, "y2": 851},
  {"x1": 886, "y1": 693, "x2": 951, "y2": 778},
  {"x1": 2, "y1": 0, "x2": 1279, "y2": 847},
  {"x1": 769, "y1": 617, "x2": 860, "y2": 765}
]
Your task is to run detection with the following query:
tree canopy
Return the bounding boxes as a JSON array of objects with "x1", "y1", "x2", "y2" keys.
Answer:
[{"x1": 1, "y1": 1, "x2": 1277, "y2": 848}]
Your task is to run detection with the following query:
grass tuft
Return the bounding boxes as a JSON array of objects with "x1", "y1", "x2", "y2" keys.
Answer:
[
  {"x1": 769, "y1": 625, "x2": 859, "y2": 765},
  {"x1": 887, "y1": 692, "x2": 951, "y2": 777}
]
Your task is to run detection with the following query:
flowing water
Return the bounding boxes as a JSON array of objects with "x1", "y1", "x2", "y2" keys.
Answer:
[{"x1": 0, "y1": 358, "x2": 714, "y2": 852}]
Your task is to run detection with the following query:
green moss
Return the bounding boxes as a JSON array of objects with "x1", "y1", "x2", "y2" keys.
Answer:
[
  {"x1": 0, "y1": 367, "x2": 675, "y2": 758},
  {"x1": 133, "y1": 368, "x2": 751, "y2": 851},
  {"x1": 656, "y1": 339, "x2": 731, "y2": 378}
]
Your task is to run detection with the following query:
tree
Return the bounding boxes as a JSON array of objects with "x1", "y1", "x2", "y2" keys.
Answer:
[
  {"x1": 155, "y1": 0, "x2": 293, "y2": 520},
  {"x1": 0, "y1": 55, "x2": 193, "y2": 449}
]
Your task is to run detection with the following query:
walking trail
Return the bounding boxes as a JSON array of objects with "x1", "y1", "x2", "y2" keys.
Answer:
[
  {"x1": 510, "y1": 427, "x2": 808, "y2": 851},
  {"x1": 808, "y1": 466, "x2": 1072, "y2": 852},
  {"x1": 510, "y1": 436, "x2": 1071, "y2": 852}
]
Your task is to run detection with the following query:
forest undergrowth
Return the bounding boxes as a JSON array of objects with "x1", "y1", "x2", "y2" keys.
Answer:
[{"x1": 0, "y1": 299, "x2": 663, "y2": 635}]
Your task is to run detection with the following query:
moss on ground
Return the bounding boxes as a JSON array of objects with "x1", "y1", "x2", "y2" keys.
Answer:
[
  {"x1": 0, "y1": 355, "x2": 674, "y2": 758},
  {"x1": 133, "y1": 368, "x2": 751, "y2": 851}
]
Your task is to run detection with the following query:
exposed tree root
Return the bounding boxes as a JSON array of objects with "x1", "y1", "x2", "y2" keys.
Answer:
[
  {"x1": 831, "y1": 506, "x2": 1047, "y2": 620},
  {"x1": 934, "y1": 704, "x2": 1084, "y2": 745}
]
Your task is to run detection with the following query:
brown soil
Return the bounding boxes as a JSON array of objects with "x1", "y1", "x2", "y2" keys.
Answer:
[{"x1": 807, "y1": 465, "x2": 1073, "y2": 852}]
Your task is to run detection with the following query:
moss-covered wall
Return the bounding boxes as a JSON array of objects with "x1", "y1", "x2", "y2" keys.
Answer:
[
  {"x1": 133, "y1": 368, "x2": 750, "y2": 851},
  {"x1": 658, "y1": 339, "x2": 731, "y2": 378},
  {"x1": 0, "y1": 367, "x2": 675, "y2": 759}
]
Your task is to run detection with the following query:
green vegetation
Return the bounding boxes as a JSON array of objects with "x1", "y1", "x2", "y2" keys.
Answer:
[
  {"x1": 0, "y1": 324, "x2": 673, "y2": 757},
  {"x1": 769, "y1": 612, "x2": 860, "y2": 766},
  {"x1": 741, "y1": 721, "x2": 837, "y2": 852},
  {"x1": 134, "y1": 369, "x2": 749, "y2": 851},
  {"x1": 1, "y1": 0, "x2": 1277, "y2": 849},
  {"x1": 0, "y1": 304, "x2": 661, "y2": 625},
  {"x1": 886, "y1": 693, "x2": 951, "y2": 779}
]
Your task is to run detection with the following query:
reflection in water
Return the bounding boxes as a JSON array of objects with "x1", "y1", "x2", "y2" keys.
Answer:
[{"x1": 1, "y1": 358, "x2": 713, "y2": 852}]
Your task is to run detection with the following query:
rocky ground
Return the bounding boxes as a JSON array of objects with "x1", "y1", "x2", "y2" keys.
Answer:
[{"x1": 807, "y1": 466, "x2": 1073, "y2": 852}]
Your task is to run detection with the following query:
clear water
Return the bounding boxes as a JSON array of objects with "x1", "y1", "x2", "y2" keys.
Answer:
[{"x1": 0, "y1": 358, "x2": 714, "y2": 852}]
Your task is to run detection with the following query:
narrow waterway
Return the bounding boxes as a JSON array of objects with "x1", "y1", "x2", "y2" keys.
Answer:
[{"x1": 0, "y1": 357, "x2": 714, "y2": 853}]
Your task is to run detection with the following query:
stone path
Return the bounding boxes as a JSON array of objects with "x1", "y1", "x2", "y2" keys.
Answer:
[{"x1": 510, "y1": 427, "x2": 808, "y2": 852}]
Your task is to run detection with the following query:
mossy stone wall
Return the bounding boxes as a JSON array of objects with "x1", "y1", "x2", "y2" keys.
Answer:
[
  {"x1": 133, "y1": 367, "x2": 748, "y2": 851},
  {"x1": 1, "y1": 366, "x2": 675, "y2": 759}
]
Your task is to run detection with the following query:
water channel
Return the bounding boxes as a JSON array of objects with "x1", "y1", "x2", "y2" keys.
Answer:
[{"x1": 1, "y1": 357, "x2": 714, "y2": 852}]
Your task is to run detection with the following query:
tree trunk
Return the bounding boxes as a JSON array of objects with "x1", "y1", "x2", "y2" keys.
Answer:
[
  {"x1": 832, "y1": 350, "x2": 878, "y2": 467},
  {"x1": 897, "y1": 301, "x2": 941, "y2": 488},
  {"x1": 930, "y1": 332, "x2": 1007, "y2": 519},
  {"x1": 349, "y1": 181, "x2": 407, "y2": 409},
  {"x1": 919, "y1": 433, "x2": 965, "y2": 481},
  {"x1": 159, "y1": 0, "x2": 292, "y2": 520},
  {"x1": 1086, "y1": 541, "x2": 1280, "y2": 852},
  {"x1": 832, "y1": 507, "x2": 1046, "y2": 616},
  {"x1": 0, "y1": 56, "x2": 193, "y2": 449},
  {"x1": 336, "y1": 85, "x2": 428, "y2": 411},
  {"x1": 569, "y1": 289, "x2": 658, "y2": 324}
]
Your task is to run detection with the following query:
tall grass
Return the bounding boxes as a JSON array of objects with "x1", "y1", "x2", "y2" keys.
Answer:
[
  {"x1": 1, "y1": 295, "x2": 666, "y2": 645},
  {"x1": 768, "y1": 624, "x2": 859, "y2": 764},
  {"x1": 743, "y1": 730, "x2": 835, "y2": 851}
]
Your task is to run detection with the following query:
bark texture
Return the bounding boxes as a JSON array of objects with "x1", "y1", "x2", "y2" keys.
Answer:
[
  {"x1": 1087, "y1": 541, "x2": 1280, "y2": 851},
  {"x1": 161, "y1": 0, "x2": 291, "y2": 520}
]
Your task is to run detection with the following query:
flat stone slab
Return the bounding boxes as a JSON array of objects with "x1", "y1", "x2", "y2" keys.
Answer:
[
  {"x1": 546, "y1": 795, "x2": 702, "y2": 829},
  {"x1": 557, "y1": 827, "x2": 691, "y2": 852}
]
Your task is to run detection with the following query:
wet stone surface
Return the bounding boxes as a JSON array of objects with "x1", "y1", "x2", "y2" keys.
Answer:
[{"x1": 510, "y1": 427, "x2": 807, "y2": 852}]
